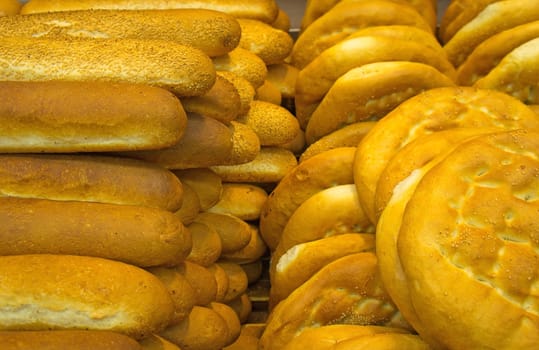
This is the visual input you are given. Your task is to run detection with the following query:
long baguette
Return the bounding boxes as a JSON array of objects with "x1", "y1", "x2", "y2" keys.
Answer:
[
  {"x1": 0, "y1": 81, "x2": 187, "y2": 153},
  {"x1": 21, "y1": 0, "x2": 279, "y2": 24},
  {"x1": 0, "y1": 36, "x2": 215, "y2": 97},
  {"x1": 0, "y1": 9, "x2": 241, "y2": 57},
  {"x1": 0, "y1": 197, "x2": 192, "y2": 267},
  {"x1": 0, "y1": 254, "x2": 176, "y2": 339},
  {"x1": 0, "y1": 153, "x2": 184, "y2": 212}
]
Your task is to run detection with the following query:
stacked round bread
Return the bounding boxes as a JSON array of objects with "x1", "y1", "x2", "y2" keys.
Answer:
[{"x1": 0, "y1": 0, "x2": 293, "y2": 349}]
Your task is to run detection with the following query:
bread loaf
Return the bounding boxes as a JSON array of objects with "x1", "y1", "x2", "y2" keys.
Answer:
[
  {"x1": 173, "y1": 168, "x2": 222, "y2": 211},
  {"x1": 0, "y1": 330, "x2": 142, "y2": 350},
  {"x1": 213, "y1": 47, "x2": 268, "y2": 89},
  {"x1": 237, "y1": 18, "x2": 293, "y2": 65},
  {"x1": 0, "y1": 81, "x2": 187, "y2": 152},
  {"x1": 139, "y1": 334, "x2": 181, "y2": 350},
  {"x1": 0, "y1": 37, "x2": 215, "y2": 97},
  {"x1": 0, "y1": 0, "x2": 20, "y2": 15},
  {"x1": 0, "y1": 254, "x2": 175, "y2": 339},
  {"x1": 21, "y1": 0, "x2": 280, "y2": 24},
  {"x1": 0, "y1": 9, "x2": 241, "y2": 57},
  {"x1": 0, "y1": 153, "x2": 184, "y2": 212}
]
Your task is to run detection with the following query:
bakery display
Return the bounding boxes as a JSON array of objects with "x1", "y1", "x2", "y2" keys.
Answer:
[{"x1": 2, "y1": 0, "x2": 539, "y2": 348}]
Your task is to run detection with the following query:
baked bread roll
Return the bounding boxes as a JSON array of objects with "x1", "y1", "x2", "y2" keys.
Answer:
[
  {"x1": 194, "y1": 212, "x2": 252, "y2": 254},
  {"x1": 270, "y1": 233, "x2": 376, "y2": 307},
  {"x1": 173, "y1": 183, "x2": 201, "y2": 225},
  {"x1": 270, "y1": 184, "x2": 374, "y2": 278},
  {"x1": 146, "y1": 266, "x2": 197, "y2": 325},
  {"x1": 0, "y1": 153, "x2": 183, "y2": 212},
  {"x1": 224, "y1": 121, "x2": 261, "y2": 166},
  {"x1": 217, "y1": 262, "x2": 249, "y2": 303},
  {"x1": 220, "y1": 224, "x2": 267, "y2": 264},
  {"x1": 207, "y1": 183, "x2": 268, "y2": 221},
  {"x1": 0, "y1": 37, "x2": 215, "y2": 97},
  {"x1": 0, "y1": 9, "x2": 240, "y2": 57},
  {"x1": 159, "y1": 306, "x2": 229, "y2": 350},
  {"x1": 237, "y1": 100, "x2": 299, "y2": 147},
  {"x1": 121, "y1": 113, "x2": 233, "y2": 169},
  {"x1": 208, "y1": 263, "x2": 230, "y2": 303},
  {"x1": 259, "y1": 253, "x2": 406, "y2": 350},
  {"x1": 176, "y1": 261, "x2": 218, "y2": 307},
  {"x1": 259, "y1": 147, "x2": 356, "y2": 250},
  {"x1": 218, "y1": 71, "x2": 256, "y2": 116},
  {"x1": 211, "y1": 146, "x2": 298, "y2": 184},
  {"x1": 173, "y1": 168, "x2": 223, "y2": 211},
  {"x1": 0, "y1": 254, "x2": 175, "y2": 339},
  {"x1": 304, "y1": 61, "x2": 455, "y2": 144},
  {"x1": 396, "y1": 129, "x2": 539, "y2": 349},
  {"x1": 21, "y1": 0, "x2": 280, "y2": 24},
  {"x1": 237, "y1": 18, "x2": 293, "y2": 65},
  {"x1": 0, "y1": 330, "x2": 142, "y2": 350},
  {"x1": 139, "y1": 334, "x2": 181, "y2": 350},
  {"x1": 300, "y1": 121, "x2": 375, "y2": 162},
  {"x1": 0, "y1": 0, "x2": 20, "y2": 15},
  {"x1": 0, "y1": 197, "x2": 191, "y2": 267},
  {"x1": 213, "y1": 47, "x2": 268, "y2": 89},
  {"x1": 255, "y1": 80, "x2": 282, "y2": 105},
  {"x1": 290, "y1": 0, "x2": 433, "y2": 69},
  {"x1": 457, "y1": 21, "x2": 539, "y2": 86},
  {"x1": 443, "y1": 0, "x2": 539, "y2": 67},
  {"x1": 209, "y1": 302, "x2": 242, "y2": 347},
  {"x1": 474, "y1": 37, "x2": 539, "y2": 104},
  {"x1": 294, "y1": 34, "x2": 457, "y2": 129},
  {"x1": 266, "y1": 63, "x2": 299, "y2": 99},
  {"x1": 182, "y1": 75, "x2": 241, "y2": 124},
  {"x1": 185, "y1": 221, "x2": 223, "y2": 267},
  {"x1": 354, "y1": 87, "x2": 539, "y2": 224},
  {"x1": 0, "y1": 81, "x2": 187, "y2": 153},
  {"x1": 271, "y1": 7, "x2": 291, "y2": 32},
  {"x1": 438, "y1": 0, "x2": 499, "y2": 44},
  {"x1": 226, "y1": 293, "x2": 252, "y2": 324}
]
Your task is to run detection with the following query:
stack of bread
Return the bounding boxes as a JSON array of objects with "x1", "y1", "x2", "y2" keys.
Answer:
[
  {"x1": 0, "y1": 0, "x2": 296, "y2": 349},
  {"x1": 256, "y1": 0, "x2": 539, "y2": 350}
]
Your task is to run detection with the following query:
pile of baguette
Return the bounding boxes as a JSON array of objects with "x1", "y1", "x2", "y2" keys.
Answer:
[
  {"x1": 0, "y1": 0, "x2": 300, "y2": 349},
  {"x1": 2, "y1": 0, "x2": 539, "y2": 349}
]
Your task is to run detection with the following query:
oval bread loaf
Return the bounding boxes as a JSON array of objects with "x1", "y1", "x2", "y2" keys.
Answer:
[
  {"x1": 0, "y1": 81, "x2": 187, "y2": 153},
  {"x1": 0, "y1": 37, "x2": 215, "y2": 97},
  {"x1": 0, "y1": 254, "x2": 176, "y2": 339}
]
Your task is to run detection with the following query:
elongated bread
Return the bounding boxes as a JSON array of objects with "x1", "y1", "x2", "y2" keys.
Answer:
[
  {"x1": 208, "y1": 263, "x2": 230, "y2": 303},
  {"x1": 255, "y1": 80, "x2": 282, "y2": 105},
  {"x1": 194, "y1": 212, "x2": 252, "y2": 254},
  {"x1": 217, "y1": 262, "x2": 249, "y2": 303},
  {"x1": 211, "y1": 146, "x2": 298, "y2": 184},
  {"x1": 291, "y1": 0, "x2": 433, "y2": 69},
  {"x1": 220, "y1": 224, "x2": 267, "y2": 264},
  {"x1": 305, "y1": 61, "x2": 456, "y2": 144},
  {"x1": 0, "y1": 9, "x2": 240, "y2": 57},
  {"x1": 0, "y1": 153, "x2": 183, "y2": 212},
  {"x1": 185, "y1": 221, "x2": 223, "y2": 267},
  {"x1": 259, "y1": 147, "x2": 357, "y2": 250},
  {"x1": 213, "y1": 47, "x2": 268, "y2": 89},
  {"x1": 0, "y1": 254, "x2": 175, "y2": 339},
  {"x1": 121, "y1": 113, "x2": 233, "y2": 170},
  {"x1": 209, "y1": 302, "x2": 242, "y2": 347},
  {"x1": 146, "y1": 267, "x2": 197, "y2": 325},
  {"x1": 21, "y1": 0, "x2": 280, "y2": 24},
  {"x1": 207, "y1": 183, "x2": 268, "y2": 221},
  {"x1": 182, "y1": 75, "x2": 241, "y2": 124},
  {"x1": 0, "y1": 81, "x2": 187, "y2": 153},
  {"x1": 237, "y1": 18, "x2": 293, "y2": 65},
  {"x1": 266, "y1": 63, "x2": 299, "y2": 99},
  {"x1": 225, "y1": 121, "x2": 261, "y2": 165},
  {"x1": 173, "y1": 182, "x2": 201, "y2": 225},
  {"x1": 176, "y1": 261, "x2": 218, "y2": 307},
  {"x1": 295, "y1": 35, "x2": 456, "y2": 129},
  {"x1": 0, "y1": 0, "x2": 20, "y2": 15},
  {"x1": 0, "y1": 197, "x2": 192, "y2": 267},
  {"x1": 0, "y1": 330, "x2": 143, "y2": 350},
  {"x1": 0, "y1": 36, "x2": 215, "y2": 97},
  {"x1": 173, "y1": 168, "x2": 222, "y2": 211},
  {"x1": 474, "y1": 37, "x2": 539, "y2": 104},
  {"x1": 217, "y1": 71, "x2": 256, "y2": 116}
]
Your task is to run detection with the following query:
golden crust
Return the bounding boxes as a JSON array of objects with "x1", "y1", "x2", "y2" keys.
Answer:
[
  {"x1": 0, "y1": 37, "x2": 215, "y2": 97},
  {"x1": 173, "y1": 168, "x2": 222, "y2": 211},
  {"x1": 237, "y1": 18, "x2": 293, "y2": 65},
  {"x1": 20, "y1": 0, "x2": 279, "y2": 24},
  {"x1": 295, "y1": 35, "x2": 456, "y2": 129},
  {"x1": 457, "y1": 21, "x2": 539, "y2": 86},
  {"x1": 194, "y1": 212, "x2": 252, "y2": 254},
  {"x1": 255, "y1": 80, "x2": 282, "y2": 106},
  {"x1": 443, "y1": 0, "x2": 539, "y2": 67},
  {"x1": 354, "y1": 86, "x2": 539, "y2": 224},
  {"x1": 213, "y1": 48, "x2": 268, "y2": 89},
  {"x1": 176, "y1": 261, "x2": 217, "y2": 307},
  {"x1": 265, "y1": 63, "x2": 299, "y2": 99},
  {"x1": 173, "y1": 182, "x2": 201, "y2": 226},
  {"x1": 221, "y1": 224, "x2": 267, "y2": 264},
  {"x1": 290, "y1": 0, "x2": 433, "y2": 69},
  {"x1": 218, "y1": 71, "x2": 256, "y2": 116},
  {"x1": 0, "y1": 254, "x2": 175, "y2": 339},
  {"x1": 207, "y1": 183, "x2": 268, "y2": 221},
  {"x1": 185, "y1": 221, "x2": 222, "y2": 267},
  {"x1": 259, "y1": 147, "x2": 357, "y2": 250},
  {"x1": 271, "y1": 7, "x2": 291, "y2": 32},
  {"x1": 259, "y1": 253, "x2": 406, "y2": 350},
  {"x1": 474, "y1": 37, "x2": 539, "y2": 104},
  {"x1": 397, "y1": 129, "x2": 539, "y2": 349},
  {"x1": 305, "y1": 61, "x2": 456, "y2": 144},
  {"x1": 0, "y1": 0, "x2": 20, "y2": 15}
]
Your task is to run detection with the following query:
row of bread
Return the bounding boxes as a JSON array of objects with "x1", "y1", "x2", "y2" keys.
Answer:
[
  {"x1": 255, "y1": 0, "x2": 539, "y2": 349},
  {"x1": 0, "y1": 0, "x2": 297, "y2": 349}
]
